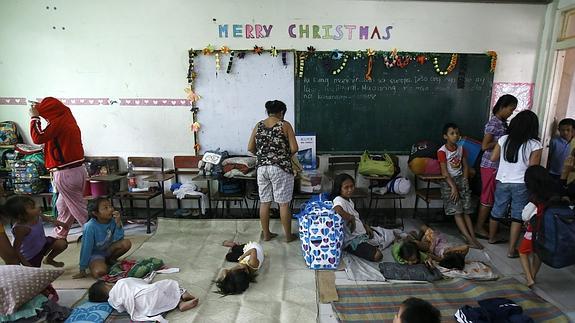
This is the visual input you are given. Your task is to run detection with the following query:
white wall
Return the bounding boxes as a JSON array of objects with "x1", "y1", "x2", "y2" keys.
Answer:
[{"x1": 0, "y1": 0, "x2": 548, "y2": 208}]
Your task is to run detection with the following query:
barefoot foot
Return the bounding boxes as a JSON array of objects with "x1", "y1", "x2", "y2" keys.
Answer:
[
  {"x1": 179, "y1": 298, "x2": 199, "y2": 311},
  {"x1": 261, "y1": 232, "x2": 278, "y2": 241},
  {"x1": 43, "y1": 258, "x2": 64, "y2": 267},
  {"x1": 222, "y1": 240, "x2": 237, "y2": 247},
  {"x1": 286, "y1": 233, "x2": 299, "y2": 243}
]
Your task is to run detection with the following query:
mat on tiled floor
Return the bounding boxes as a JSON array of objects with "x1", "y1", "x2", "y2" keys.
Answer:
[
  {"x1": 123, "y1": 218, "x2": 317, "y2": 323},
  {"x1": 332, "y1": 277, "x2": 569, "y2": 322},
  {"x1": 52, "y1": 234, "x2": 151, "y2": 289}
]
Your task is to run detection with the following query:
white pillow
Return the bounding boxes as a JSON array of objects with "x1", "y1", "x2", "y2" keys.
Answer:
[{"x1": 0, "y1": 265, "x2": 64, "y2": 315}]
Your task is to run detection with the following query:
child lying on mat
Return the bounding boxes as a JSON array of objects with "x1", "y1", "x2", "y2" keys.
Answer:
[
  {"x1": 393, "y1": 225, "x2": 469, "y2": 269},
  {"x1": 88, "y1": 278, "x2": 199, "y2": 323},
  {"x1": 216, "y1": 240, "x2": 264, "y2": 295},
  {"x1": 394, "y1": 297, "x2": 441, "y2": 323}
]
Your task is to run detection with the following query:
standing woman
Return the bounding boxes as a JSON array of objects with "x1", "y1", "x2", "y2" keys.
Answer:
[
  {"x1": 30, "y1": 97, "x2": 89, "y2": 238},
  {"x1": 474, "y1": 94, "x2": 517, "y2": 238},
  {"x1": 248, "y1": 100, "x2": 299, "y2": 242}
]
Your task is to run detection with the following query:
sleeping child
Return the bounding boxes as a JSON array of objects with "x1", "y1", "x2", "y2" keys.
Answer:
[
  {"x1": 216, "y1": 240, "x2": 263, "y2": 295},
  {"x1": 88, "y1": 278, "x2": 199, "y2": 323}
]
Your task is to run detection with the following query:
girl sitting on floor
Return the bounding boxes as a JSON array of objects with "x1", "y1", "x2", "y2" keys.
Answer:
[
  {"x1": 216, "y1": 240, "x2": 263, "y2": 295},
  {"x1": 4, "y1": 196, "x2": 68, "y2": 267},
  {"x1": 331, "y1": 174, "x2": 389, "y2": 263},
  {"x1": 73, "y1": 197, "x2": 131, "y2": 279}
]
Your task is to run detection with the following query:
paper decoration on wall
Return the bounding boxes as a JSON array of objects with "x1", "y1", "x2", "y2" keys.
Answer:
[
  {"x1": 226, "y1": 51, "x2": 235, "y2": 73},
  {"x1": 282, "y1": 52, "x2": 287, "y2": 66},
  {"x1": 220, "y1": 46, "x2": 230, "y2": 54},
  {"x1": 202, "y1": 44, "x2": 215, "y2": 55},
  {"x1": 365, "y1": 48, "x2": 376, "y2": 80},
  {"x1": 298, "y1": 53, "x2": 307, "y2": 78},
  {"x1": 486, "y1": 51, "x2": 497, "y2": 73},
  {"x1": 433, "y1": 53, "x2": 458, "y2": 75},
  {"x1": 187, "y1": 48, "x2": 201, "y2": 155},
  {"x1": 253, "y1": 45, "x2": 263, "y2": 55},
  {"x1": 491, "y1": 82, "x2": 534, "y2": 113},
  {"x1": 271, "y1": 46, "x2": 278, "y2": 57},
  {"x1": 332, "y1": 54, "x2": 348, "y2": 75},
  {"x1": 192, "y1": 122, "x2": 201, "y2": 132}
]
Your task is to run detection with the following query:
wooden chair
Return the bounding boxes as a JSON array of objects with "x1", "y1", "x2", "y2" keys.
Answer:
[
  {"x1": 413, "y1": 173, "x2": 446, "y2": 220},
  {"x1": 113, "y1": 157, "x2": 173, "y2": 233},
  {"x1": 84, "y1": 156, "x2": 123, "y2": 199},
  {"x1": 212, "y1": 178, "x2": 250, "y2": 218},
  {"x1": 326, "y1": 156, "x2": 369, "y2": 206},
  {"x1": 163, "y1": 156, "x2": 206, "y2": 216}
]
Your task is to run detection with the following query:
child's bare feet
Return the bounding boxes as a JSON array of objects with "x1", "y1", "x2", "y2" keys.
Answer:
[
  {"x1": 261, "y1": 232, "x2": 278, "y2": 241},
  {"x1": 178, "y1": 298, "x2": 199, "y2": 311},
  {"x1": 526, "y1": 278, "x2": 535, "y2": 288},
  {"x1": 43, "y1": 258, "x2": 64, "y2": 267},
  {"x1": 286, "y1": 233, "x2": 299, "y2": 243},
  {"x1": 222, "y1": 240, "x2": 237, "y2": 247}
]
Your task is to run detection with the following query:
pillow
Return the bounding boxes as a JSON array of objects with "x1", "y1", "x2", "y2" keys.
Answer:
[
  {"x1": 0, "y1": 265, "x2": 64, "y2": 315},
  {"x1": 65, "y1": 301, "x2": 113, "y2": 323},
  {"x1": 378, "y1": 262, "x2": 443, "y2": 282}
]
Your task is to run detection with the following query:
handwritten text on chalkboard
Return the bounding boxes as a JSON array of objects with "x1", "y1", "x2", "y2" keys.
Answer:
[{"x1": 218, "y1": 23, "x2": 393, "y2": 41}]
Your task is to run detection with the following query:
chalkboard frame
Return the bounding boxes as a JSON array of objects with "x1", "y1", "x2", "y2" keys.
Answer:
[{"x1": 294, "y1": 52, "x2": 494, "y2": 154}]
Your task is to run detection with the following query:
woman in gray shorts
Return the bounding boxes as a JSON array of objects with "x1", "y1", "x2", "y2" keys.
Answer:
[{"x1": 248, "y1": 100, "x2": 299, "y2": 242}]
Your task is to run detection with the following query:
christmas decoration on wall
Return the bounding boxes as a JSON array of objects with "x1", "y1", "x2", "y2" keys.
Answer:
[
  {"x1": 220, "y1": 46, "x2": 230, "y2": 54},
  {"x1": 298, "y1": 52, "x2": 307, "y2": 78},
  {"x1": 307, "y1": 46, "x2": 316, "y2": 54},
  {"x1": 271, "y1": 47, "x2": 278, "y2": 57},
  {"x1": 365, "y1": 48, "x2": 376, "y2": 80},
  {"x1": 237, "y1": 52, "x2": 246, "y2": 59},
  {"x1": 383, "y1": 49, "x2": 398, "y2": 68},
  {"x1": 215, "y1": 52, "x2": 221, "y2": 72},
  {"x1": 486, "y1": 51, "x2": 497, "y2": 73},
  {"x1": 331, "y1": 50, "x2": 343, "y2": 60},
  {"x1": 187, "y1": 48, "x2": 201, "y2": 155},
  {"x1": 416, "y1": 54, "x2": 427, "y2": 65},
  {"x1": 433, "y1": 53, "x2": 458, "y2": 75},
  {"x1": 282, "y1": 52, "x2": 288, "y2": 66},
  {"x1": 332, "y1": 54, "x2": 348, "y2": 75},
  {"x1": 253, "y1": 45, "x2": 264, "y2": 55},
  {"x1": 226, "y1": 51, "x2": 235, "y2": 73},
  {"x1": 396, "y1": 55, "x2": 411, "y2": 68},
  {"x1": 202, "y1": 44, "x2": 215, "y2": 55}
]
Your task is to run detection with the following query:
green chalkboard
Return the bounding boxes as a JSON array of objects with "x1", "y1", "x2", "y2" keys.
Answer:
[{"x1": 295, "y1": 53, "x2": 494, "y2": 154}]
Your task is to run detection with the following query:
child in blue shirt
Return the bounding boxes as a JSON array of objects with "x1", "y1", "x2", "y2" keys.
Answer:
[
  {"x1": 548, "y1": 118, "x2": 575, "y2": 179},
  {"x1": 73, "y1": 197, "x2": 132, "y2": 279}
]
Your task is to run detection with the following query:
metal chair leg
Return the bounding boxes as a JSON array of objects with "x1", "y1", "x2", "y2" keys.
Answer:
[{"x1": 146, "y1": 200, "x2": 151, "y2": 234}]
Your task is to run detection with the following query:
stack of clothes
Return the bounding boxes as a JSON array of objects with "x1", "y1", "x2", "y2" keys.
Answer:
[{"x1": 221, "y1": 157, "x2": 256, "y2": 178}]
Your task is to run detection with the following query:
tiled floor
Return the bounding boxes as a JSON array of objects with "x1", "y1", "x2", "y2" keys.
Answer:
[
  {"x1": 319, "y1": 213, "x2": 575, "y2": 323},
  {"x1": 3, "y1": 209, "x2": 575, "y2": 322}
]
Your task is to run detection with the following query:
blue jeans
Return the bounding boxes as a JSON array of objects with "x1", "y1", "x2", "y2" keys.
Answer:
[{"x1": 490, "y1": 181, "x2": 529, "y2": 222}]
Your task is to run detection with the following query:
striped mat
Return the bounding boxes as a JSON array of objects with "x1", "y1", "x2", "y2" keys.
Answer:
[{"x1": 333, "y1": 277, "x2": 569, "y2": 323}]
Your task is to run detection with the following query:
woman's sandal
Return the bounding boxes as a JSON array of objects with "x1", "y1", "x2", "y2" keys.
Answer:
[{"x1": 507, "y1": 249, "x2": 519, "y2": 258}]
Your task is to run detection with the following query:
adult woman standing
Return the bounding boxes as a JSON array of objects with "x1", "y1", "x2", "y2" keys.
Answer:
[
  {"x1": 248, "y1": 100, "x2": 299, "y2": 242},
  {"x1": 30, "y1": 97, "x2": 88, "y2": 238}
]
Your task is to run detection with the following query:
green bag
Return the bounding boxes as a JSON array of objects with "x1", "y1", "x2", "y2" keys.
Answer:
[{"x1": 358, "y1": 151, "x2": 394, "y2": 177}]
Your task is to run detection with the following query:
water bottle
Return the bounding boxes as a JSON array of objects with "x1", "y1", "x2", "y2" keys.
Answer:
[{"x1": 127, "y1": 161, "x2": 137, "y2": 192}]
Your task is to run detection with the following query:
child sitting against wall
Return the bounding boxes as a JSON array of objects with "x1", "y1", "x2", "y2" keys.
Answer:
[
  {"x1": 216, "y1": 240, "x2": 263, "y2": 295},
  {"x1": 88, "y1": 278, "x2": 199, "y2": 323},
  {"x1": 73, "y1": 197, "x2": 131, "y2": 279}
]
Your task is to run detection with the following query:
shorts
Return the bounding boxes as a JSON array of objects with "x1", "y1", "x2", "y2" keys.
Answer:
[
  {"x1": 439, "y1": 175, "x2": 473, "y2": 216},
  {"x1": 490, "y1": 182, "x2": 528, "y2": 222},
  {"x1": 480, "y1": 167, "x2": 498, "y2": 207},
  {"x1": 345, "y1": 242, "x2": 380, "y2": 262},
  {"x1": 257, "y1": 165, "x2": 294, "y2": 204},
  {"x1": 28, "y1": 237, "x2": 56, "y2": 268},
  {"x1": 518, "y1": 235, "x2": 533, "y2": 254},
  {"x1": 89, "y1": 250, "x2": 111, "y2": 264}
]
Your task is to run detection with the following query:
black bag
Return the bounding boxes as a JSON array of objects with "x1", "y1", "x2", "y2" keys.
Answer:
[
  {"x1": 218, "y1": 178, "x2": 242, "y2": 194},
  {"x1": 534, "y1": 205, "x2": 575, "y2": 268},
  {"x1": 408, "y1": 140, "x2": 441, "y2": 163}
]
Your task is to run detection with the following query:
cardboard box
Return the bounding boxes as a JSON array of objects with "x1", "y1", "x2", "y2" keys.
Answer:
[{"x1": 296, "y1": 133, "x2": 316, "y2": 170}]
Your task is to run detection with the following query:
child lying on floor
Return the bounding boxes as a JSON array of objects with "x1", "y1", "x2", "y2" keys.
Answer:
[
  {"x1": 216, "y1": 240, "x2": 263, "y2": 295},
  {"x1": 88, "y1": 278, "x2": 199, "y2": 323},
  {"x1": 393, "y1": 224, "x2": 469, "y2": 268}
]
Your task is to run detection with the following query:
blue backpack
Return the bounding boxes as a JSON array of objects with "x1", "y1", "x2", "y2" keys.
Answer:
[{"x1": 533, "y1": 205, "x2": 575, "y2": 269}]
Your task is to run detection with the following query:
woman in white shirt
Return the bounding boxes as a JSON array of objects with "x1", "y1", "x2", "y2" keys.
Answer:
[{"x1": 488, "y1": 110, "x2": 542, "y2": 258}]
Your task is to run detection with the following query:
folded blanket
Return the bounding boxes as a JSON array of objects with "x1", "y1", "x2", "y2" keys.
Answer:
[
  {"x1": 222, "y1": 157, "x2": 256, "y2": 168},
  {"x1": 438, "y1": 261, "x2": 498, "y2": 281},
  {"x1": 379, "y1": 262, "x2": 443, "y2": 282}
]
